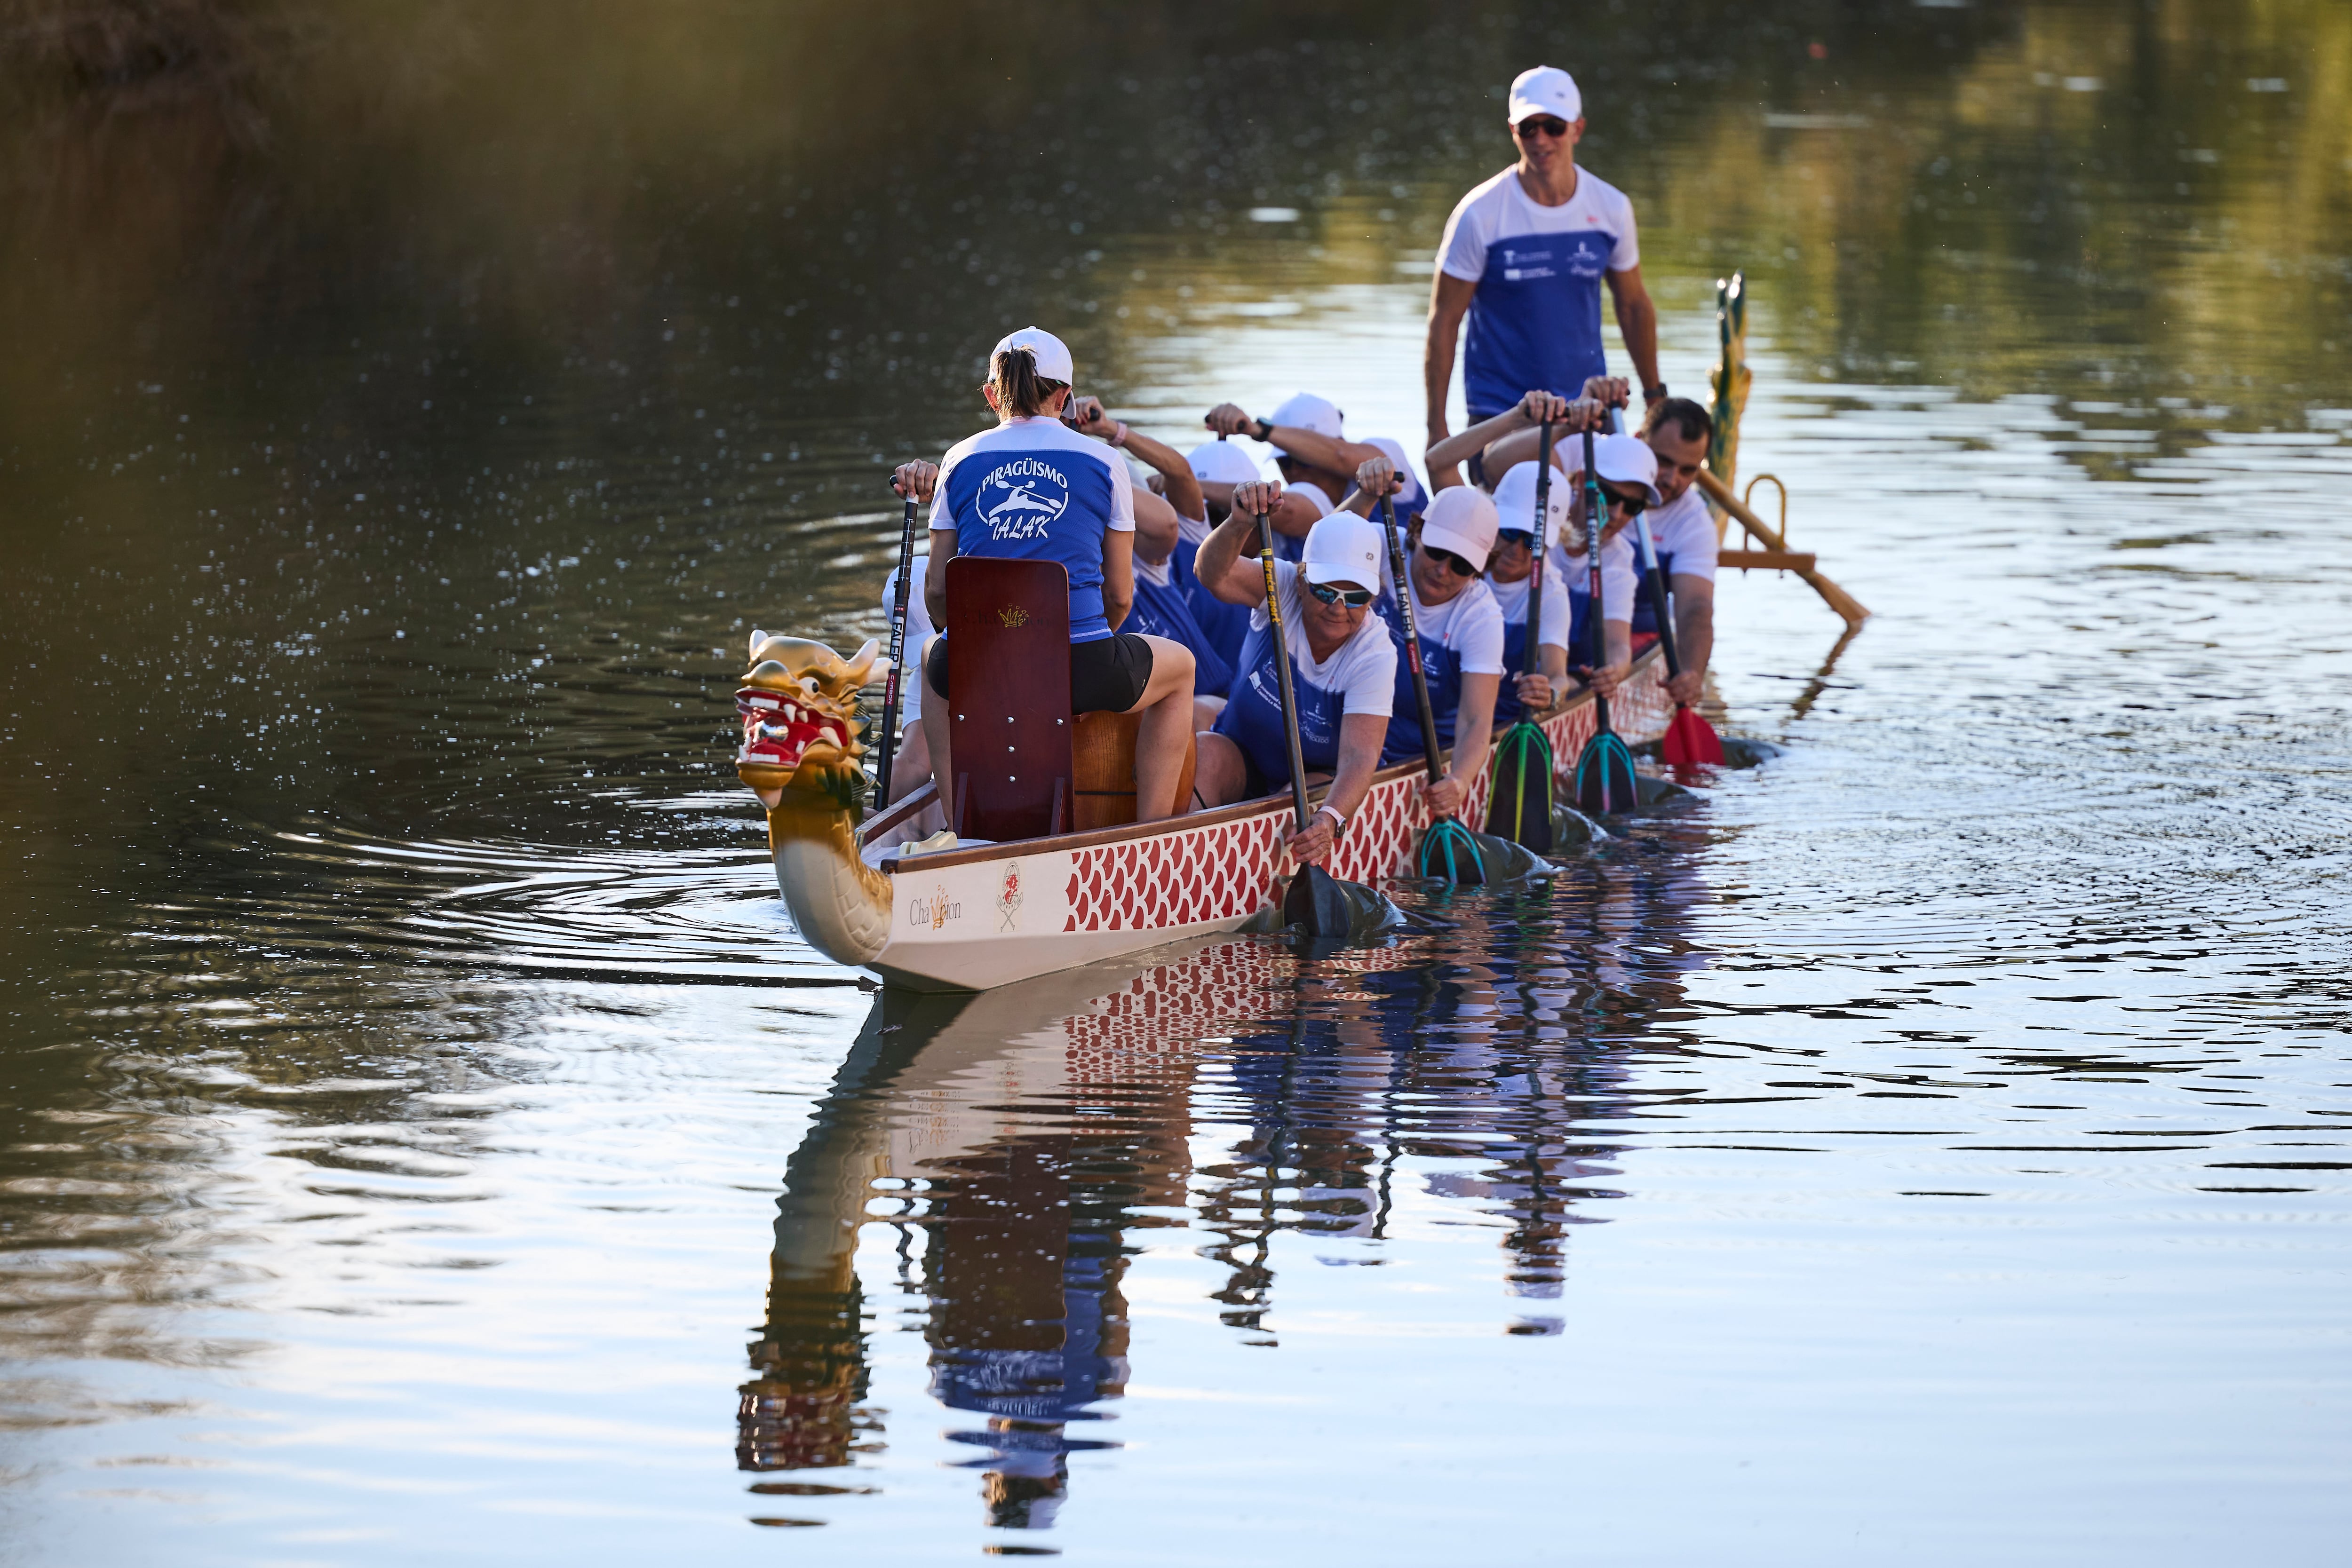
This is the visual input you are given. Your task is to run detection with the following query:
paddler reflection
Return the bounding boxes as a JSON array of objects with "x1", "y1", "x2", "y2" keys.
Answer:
[{"x1": 741, "y1": 947, "x2": 1272, "y2": 1530}]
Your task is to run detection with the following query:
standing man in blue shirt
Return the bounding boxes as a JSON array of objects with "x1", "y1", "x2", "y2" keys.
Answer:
[{"x1": 1423, "y1": 65, "x2": 1664, "y2": 488}]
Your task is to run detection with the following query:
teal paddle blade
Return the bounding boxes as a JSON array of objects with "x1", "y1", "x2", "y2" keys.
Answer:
[
  {"x1": 1573, "y1": 731, "x2": 1640, "y2": 816},
  {"x1": 1485, "y1": 720, "x2": 1555, "y2": 853},
  {"x1": 1417, "y1": 816, "x2": 1489, "y2": 886}
]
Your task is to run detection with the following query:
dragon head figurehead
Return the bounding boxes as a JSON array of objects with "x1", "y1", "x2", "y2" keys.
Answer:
[{"x1": 735, "y1": 631, "x2": 879, "y2": 812}]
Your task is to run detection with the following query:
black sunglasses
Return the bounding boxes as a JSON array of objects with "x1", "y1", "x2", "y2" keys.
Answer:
[
  {"x1": 1308, "y1": 583, "x2": 1375, "y2": 608},
  {"x1": 1424, "y1": 546, "x2": 1479, "y2": 578},
  {"x1": 1601, "y1": 489, "x2": 1649, "y2": 517},
  {"x1": 1516, "y1": 116, "x2": 1571, "y2": 139},
  {"x1": 1497, "y1": 528, "x2": 1535, "y2": 549}
]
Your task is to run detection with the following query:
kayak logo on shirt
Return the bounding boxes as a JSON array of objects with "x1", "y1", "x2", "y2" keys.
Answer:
[
  {"x1": 977, "y1": 458, "x2": 1072, "y2": 541},
  {"x1": 1566, "y1": 238, "x2": 1605, "y2": 278}
]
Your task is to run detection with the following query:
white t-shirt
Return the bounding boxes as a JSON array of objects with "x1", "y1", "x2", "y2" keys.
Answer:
[
  {"x1": 1550, "y1": 532, "x2": 1639, "y2": 623},
  {"x1": 1246, "y1": 560, "x2": 1396, "y2": 718},
  {"x1": 1642, "y1": 487, "x2": 1718, "y2": 585},
  {"x1": 1389, "y1": 574, "x2": 1506, "y2": 675},
  {"x1": 880, "y1": 553, "x2": 934, "y2": 725},
  {"x1": 1484, "y1": 569, "x2": 1575, "y2": 652},
  {"x1": 1438, "y1": 166, "x2": 1641, "y2": 285}
]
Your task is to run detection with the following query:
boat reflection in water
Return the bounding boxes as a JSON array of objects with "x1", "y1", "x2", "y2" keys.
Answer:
[{"x1": 739, "y1": 832, "x2": 1710, "y2": 1531}]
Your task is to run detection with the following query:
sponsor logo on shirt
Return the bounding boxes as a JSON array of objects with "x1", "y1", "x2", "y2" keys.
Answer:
[
  {"x1": 977, "y1": 457, "x2": 1072, "y2": 541},
  {"x1": 1567, "y1": 238, "x2": 1605, "y2": 278}
]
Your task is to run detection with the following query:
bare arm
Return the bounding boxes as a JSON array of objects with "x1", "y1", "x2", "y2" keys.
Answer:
[
  {"x1": 1669, "y1": 574, "x2": 1714, "y2": 705},
  {"x1": 1439, "y1": 672, "x2": 1500, "y2": 803},
  {"x1": 1426, "y1": 390, "x2": 1586, "y2": 474},
  {"x1": 1195, "y1": 481, "x2": 1284, "y2": 606},
  {"x1": 1131, "y1": 487, "x2": 1182, "y2": 568},
  {"x1": 1582, "y1": 617, "x2": 1634, "y2": 698},
  {"x1": 1076, "y1": 401, "x2": 1205, "y2": 524},
  {"x1": 1424, "y1": 272, "x2": 1478, "y2": 485},
  {"x1": 1288, "y1": 711, "x2": 1391, "y2": 866},
  {"x1": 1605, "y1": 265, "x2": 1662, "y2": 405},
  {"x1": 1101, "y1": 528, "x2": 1135, "y2": 630},
  {"x1": 923, "y1": 527, "x2": 956, "y2": 628}
]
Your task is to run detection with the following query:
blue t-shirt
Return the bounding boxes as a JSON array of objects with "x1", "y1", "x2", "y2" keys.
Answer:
[
  {"x1": 930, "y1": 416, "x2": 1136, "y2": 643},
  {"x1": 1438, "y1": 166, "x2": 1641, "y2": 420}
]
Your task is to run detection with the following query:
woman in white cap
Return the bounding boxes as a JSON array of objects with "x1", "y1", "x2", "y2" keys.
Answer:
[
  {"x1": 1554, "y1": 432, "x2": 1659, "y2": 699},
  {"x1": 1188, "y1": 497, "x2": 1398, "y2": 868},
  {"x1": 1422, "y1": 64, "x2": 1662, "y2": 486},
  {"x1": 895, "y1": 327, "x2": 1197, "y2": 822},
  {"x1": 1484, "y1": 459, "x2": 1575, "y2": 729},
  {"x1": 1342, "y1": 462, "x2": 1507, "y2": 819}
]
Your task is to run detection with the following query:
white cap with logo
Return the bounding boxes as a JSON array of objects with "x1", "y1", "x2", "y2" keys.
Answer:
[
  {"x1": 988, "y1": 326, "x2": 1074, "y2": 385},
  {"x1": 1267, "y1": 392, "x2": 1345, "y2": 441},
  {"x1": 1507, "y1": 65, "x2": 1582, "y2": 126},
  {"x1": 1589, "y1": 434, "x2": 1663, "y2": 506},
  {"x1": 1187, "y1": 439, "x2": 1264, "y2": 486},
  {"x1": 1302, "y1": 512, "x2": 1384, "y2": 591},
  {"x1": 1419, "y1": 485, "x2": 1500, "y2": 574},
  {"x1": 1490, "y1": 460, "x2": 1567, "y2": 549}
]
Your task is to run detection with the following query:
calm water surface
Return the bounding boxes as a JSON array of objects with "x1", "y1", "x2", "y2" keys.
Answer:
[{"x1": 3, "y1": 2, "x2": 2349, "y2": 1562}]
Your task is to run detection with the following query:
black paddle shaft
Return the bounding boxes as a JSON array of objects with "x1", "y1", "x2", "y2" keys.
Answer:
[
  {"x1": 875, "y1": 484, "x2": 919, "y2": 802},
  {"x1": 1375, "y1": 492, "x2": 1446, "y2": 784},
  {"x1": 1527, "y1": 420, "x2": 1553, "y2": 695},
  {"x1": 1580, "y1": 426, "x2": 1616, "y2": 739},
  {"x1": 1255, "y1": 507, "x2": 1316, "y2": 832}
]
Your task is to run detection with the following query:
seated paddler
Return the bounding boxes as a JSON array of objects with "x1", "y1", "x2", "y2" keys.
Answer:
[
  {"x1": 1063, "y1": 398, "x2": 1233, "y2": 732},
  {"x1": 900, "y1": 327, "x2": 1197, "y2": 824},
  {"x1": 1341, "y1": 457, "x2": 1507, "y2": 822},
  {"x1": 1484, "y1": 458, "x2": 1574, "y2": 729},
  {"x1": 1553, "y1": 431, "x2": 1658, "y2": 699},
  {"x1": 1178, "y1": 438, "x2": 1265, "y2": 669},
  {"x1": 1188, "y1": 494, "x2": 1397, "y2": 870},
  {"x1": 1201, "y1": 393, "x2": 1383, "y2": 561}
]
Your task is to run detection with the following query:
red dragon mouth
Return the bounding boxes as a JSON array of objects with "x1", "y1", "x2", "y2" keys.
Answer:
[{"x1": 736, "y1": 686, "x2": 855, "y2": 773}]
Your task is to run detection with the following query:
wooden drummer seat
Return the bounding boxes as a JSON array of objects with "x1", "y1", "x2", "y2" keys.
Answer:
[{"x1": 943, "y1": 557, "x2": 1197, "y2": 840}]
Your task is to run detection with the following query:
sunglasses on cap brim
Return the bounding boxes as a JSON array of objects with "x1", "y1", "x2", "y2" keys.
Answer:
[
  {"x1": 1516, "y1": 116, "x2": 1571, "y2": 139},
  {"x1": 1307, "y1": 583, "x2": 1375, "y2": 608}
]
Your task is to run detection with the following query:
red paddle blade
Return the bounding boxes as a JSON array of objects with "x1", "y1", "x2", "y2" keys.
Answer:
[{"x1": 1661, "y1": 704, "x2": 1726, "y2": 767}]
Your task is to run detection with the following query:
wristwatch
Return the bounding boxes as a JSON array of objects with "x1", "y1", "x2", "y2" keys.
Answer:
[
  {"x1": 1251, "y1": 417, "x2": 1274, "y2": 442},
  {"x1": 1643, "y1": 383, "x2": 1668, "y2": 401},
  {"x1": 1313, "y1": 802, "x2": 1348, "y2": 839}
]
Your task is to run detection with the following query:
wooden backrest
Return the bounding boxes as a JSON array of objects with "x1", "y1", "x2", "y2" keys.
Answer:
[
  {"x1": 945, "y1": 556, "x2": 1074, "y2": 841},
  {"x1": 1073, "y1": 711, "x2": 1199, "y2": 831}
]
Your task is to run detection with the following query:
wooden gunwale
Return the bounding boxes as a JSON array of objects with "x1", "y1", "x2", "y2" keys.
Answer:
[{"x1": 856, "y1": 646, "x2": 1661, "y2": 876}]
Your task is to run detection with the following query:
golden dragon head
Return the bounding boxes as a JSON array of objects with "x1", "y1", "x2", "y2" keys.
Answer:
[{"x1": 734, "y1": 630, "x2": 878, "y2": 811}]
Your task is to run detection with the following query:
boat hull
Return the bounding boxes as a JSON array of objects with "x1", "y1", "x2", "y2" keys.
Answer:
[{"x1": 783, "y1": 649, "x2": 1674, "y2": 990}]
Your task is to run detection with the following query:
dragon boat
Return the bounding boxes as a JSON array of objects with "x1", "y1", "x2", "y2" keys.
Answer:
[{"x1": 730, "y1": 599, "x2": 1672, "y2": 992}]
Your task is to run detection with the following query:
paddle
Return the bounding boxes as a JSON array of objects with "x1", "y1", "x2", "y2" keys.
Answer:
[
  {"x1": 1630, "y1": 507, "x2": 1726, "y2": 767},
  {"x1": 1254, "y1": 500, "x2": 1353, "y2": 935},
  {"x1": 874, "y1": 478, "x2": 921, "y2": 803},
  {"x1": 1486, "y1": 420, "x2": 1556, "y2": 852},
  {"x1": 1373, "y1": 491, "x2": 1486, "y2": 885},
  {"x1": 1572, "y1": 426, "x2": 1640, "y2": 815}
]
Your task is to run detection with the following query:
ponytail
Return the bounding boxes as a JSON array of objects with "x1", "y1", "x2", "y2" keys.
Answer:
[{"x1": 987, "y1": 348, "x2": 1068, "y2": 420}]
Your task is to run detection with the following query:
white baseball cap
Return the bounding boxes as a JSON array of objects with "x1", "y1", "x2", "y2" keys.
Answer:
[
  {"x1": 1490, "y1": 460, "x2": 1567, "y2": 548},
  {"x1": 1507, "y1": 65, "x2": 1582, "y2": 127},
  {"x1": 1589, "y1": 433, "x2": 1663, "y2": 506},
  {"x1": 988, "y1": 325, "x2": 1074, "y2": 385},
  {"x1": 1302, "y1": 512, "x2": 1383, "y2": 591},
  {"x1": 1187, "y1": 439, "x2": 1264, "y2": 486},
  {"x1": 1364, "y1": 437, "x2": 1429, "y2": 517},
  {"x1": 1418, "y1": 485, "x2": 1500, "y2": 574},
  {"x1": 1267, "y1": 391, "x2": 1344, "y2": 440}
]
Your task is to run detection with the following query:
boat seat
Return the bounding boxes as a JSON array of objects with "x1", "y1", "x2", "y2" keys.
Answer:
[
  {"x1": 945, "y1": 557, "x2": 1076, "y2": 841},
  {"x1": 1072, "y1": 711, "x2": 1198, "y2": 831}
]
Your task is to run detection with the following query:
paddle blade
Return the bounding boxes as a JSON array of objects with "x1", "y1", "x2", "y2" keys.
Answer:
[
  {"x1": 1573, "y1": 732, "x2": 1641, "y2": 816},
  {"x1": 1661, "y1": 704, "x2": 1726, "y2": 767},
  {"x1": 1485, "y1": 721, "x2": 1555, "y2": 853},
  {"x1": 1416, "y1": 818, "x2": 1489, "y2": 887},
  {"x1": 1283, "y1": 863, "x2": 1352, "y2": 938}
]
